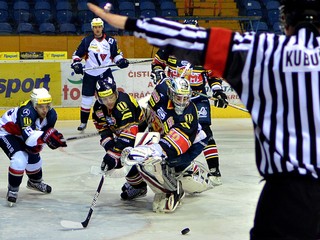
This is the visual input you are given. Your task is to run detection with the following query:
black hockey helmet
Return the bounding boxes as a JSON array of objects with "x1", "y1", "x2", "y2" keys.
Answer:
[
  {"x1": 96, "y1": 77, "x2": 118, "y2": 104},
  {"x1": 183, "y1": 19, "x2": 199, "y2": 27},
  {"x1": 280, "y1": 0, "x2": 320, "y2": 28}
]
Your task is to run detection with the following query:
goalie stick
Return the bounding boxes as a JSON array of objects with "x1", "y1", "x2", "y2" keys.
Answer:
[
  {"x1": 83, "y1": 59, "x2": 152, "y2": 71},
  {"x1": 60, "y1": 174, "x2": 105, "y2": 229},
  {"x1": 192, "y1": 91, "x2": 249, "y2": 113}
]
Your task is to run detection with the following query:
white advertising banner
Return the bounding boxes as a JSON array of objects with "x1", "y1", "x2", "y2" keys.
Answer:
[
  {"x1": 61, "y1": 60, "x2": 154, "y2": 107},
  {"x1": 60, "y1": 59, "x2": 243, "y2": 107}
]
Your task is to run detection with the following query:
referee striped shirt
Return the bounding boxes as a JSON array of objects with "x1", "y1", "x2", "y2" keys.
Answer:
[{"x1": 125, "y1": 17, "x2": 320, "y2": 179}]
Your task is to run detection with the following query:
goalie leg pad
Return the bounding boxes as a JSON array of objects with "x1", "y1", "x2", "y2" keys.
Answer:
[
  {"x1": 137, "y1": 156, "x2": 177, "y2": 194},
  {"x1": 177, "y1": 161, "x2": 214, "y2": 194},
  {"x1": 152, "y1": 181, "x2": 185, "y2": 213}
]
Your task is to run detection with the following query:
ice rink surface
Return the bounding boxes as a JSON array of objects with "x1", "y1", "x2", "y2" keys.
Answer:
[{"x1": 0, "y1": 119, "x2": 263, "y2": 240}]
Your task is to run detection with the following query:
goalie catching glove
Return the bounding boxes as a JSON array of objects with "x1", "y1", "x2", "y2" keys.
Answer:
[{"x1": 42, "y1": 128, "x2": 67, "y2": 149}]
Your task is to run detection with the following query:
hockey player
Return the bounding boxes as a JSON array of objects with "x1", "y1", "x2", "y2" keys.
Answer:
[
  {"x1": 151, "y1": 19, "x2": 228, "y2": 185},
  {"x1": 92, "y1": 77, "x2": 144, "y2": 174},
  {"x1": 0, "y1": 88, "x2": 67, "y2": 206},
  {"x1": 71, "y1": 17, "x2": 129, "y2": 132},
  {"x1": 120, "y1": 77, "x2": 208, "y2": 213}
]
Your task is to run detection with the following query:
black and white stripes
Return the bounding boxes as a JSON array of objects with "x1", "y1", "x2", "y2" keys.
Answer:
[
  {"x1": 236, "y1": 29, "x2": 320, "y2": 178},
  {"x1": 129, "y1": 17, "x2": 320, "y2": 179}
]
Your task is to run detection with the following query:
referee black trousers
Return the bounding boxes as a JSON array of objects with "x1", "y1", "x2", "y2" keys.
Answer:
[{"x1": 250, "y1": 175, "x2": 320, "y2": 240}]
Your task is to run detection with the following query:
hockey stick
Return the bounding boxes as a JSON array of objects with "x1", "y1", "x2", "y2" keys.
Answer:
[
  {"x1": 180, "y1": 62, "x2": 191, "y2": 78},
  {"x1": 83, "y1": 59, "x2": 152, "y2": 71},
  {"x1": 60, "y1": 174, "x2": 105, "y2": 229},
  {"x1": 192, "y1": 91, "x2": 249, "y2": 113},
  {"x1": 66, "y1": 132, "x2": 99, "y2": 141}
]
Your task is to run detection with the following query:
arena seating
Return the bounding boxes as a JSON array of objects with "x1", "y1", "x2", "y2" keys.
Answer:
[{"x1": 4, "y1": 0, "x2": 281, "y2": 35}]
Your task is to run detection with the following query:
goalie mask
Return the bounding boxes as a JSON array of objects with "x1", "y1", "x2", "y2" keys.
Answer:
[
  {"x1": 280, "y1": 0, "x2": 320, "y2": 32},
  {"x1": 96, "y1": 77, "x2": 118, "y2": 109},
  {"x1": 167, "y1": 77, "x2": 192, "y2": 115}
]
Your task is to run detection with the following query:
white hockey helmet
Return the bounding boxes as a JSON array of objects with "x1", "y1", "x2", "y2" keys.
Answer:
[
  {"x1": 30, "y1": 88, "x2": 52, "y2": 107},
  {"x1": 167, "y1": 77, "x2": 192, "y2": 115},
  {"x1": 91, "y1": 17, "x2": 104, "y2": 29}
]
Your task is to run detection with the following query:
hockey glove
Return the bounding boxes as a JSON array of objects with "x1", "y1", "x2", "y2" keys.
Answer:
[
  {"x1": 212, "y1": 90, "x2": 228, "y2": 108},
  {"x1": 42, "y1": 128, "x2": 67, "y2": 149},
  {"x1": 100, "y1": 136, "x2": 115, "y2": 151},
  {"x1": 151, "y1": 67, "x2": 166, "y2": 84},
  {"x1": 71, "y1": 59, "x2": 83, "y2": 74},
  {"x1": 116, "y1": 58, "x2": 129, "y2": 69},
  {"x1": 101, "y1": 150, "x2": 121, "y2": 172}
]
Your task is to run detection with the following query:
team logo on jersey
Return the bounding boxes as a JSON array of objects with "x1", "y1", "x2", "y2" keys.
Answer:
[
  {"x1": 198, "y1": 107, "x2": 207, "y2": 118},
  {"x1": 22, "y1": 109, "x2": 30, "y2": 117},
  {"x1": 100, "y1": 54, "x2": 107, "y2": 61},
  {"x1": 184, "y1": 114, "x2": 193, "y2": 123},
  {"x1": 23, "y1": 117, "x2": 32, "y2": 126},
  {"x1": 116, "y1": 102, "x2": 128, "y2": 112},
  {"x1": 157, "y1": 107, "x2": 167, "y2": 120}
]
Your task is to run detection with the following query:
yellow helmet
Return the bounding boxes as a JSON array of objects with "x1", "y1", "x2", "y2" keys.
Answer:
[{"x1": 91, "y1": 18, "x2": 104, "y2": 29}]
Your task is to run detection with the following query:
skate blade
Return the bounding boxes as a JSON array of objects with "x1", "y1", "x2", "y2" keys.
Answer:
[{"x1": 7, "y1": 201, "x2": 15, "y2": 207}]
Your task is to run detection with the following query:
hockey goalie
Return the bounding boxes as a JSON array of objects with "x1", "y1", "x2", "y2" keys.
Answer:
[{"x1": 120, "y1": 77, "x2": 215, "y2": 213}]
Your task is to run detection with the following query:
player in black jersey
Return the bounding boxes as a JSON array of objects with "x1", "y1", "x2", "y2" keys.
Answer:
[{"x1": 92, "y1": 77, "x2": 144, "y2": 174}]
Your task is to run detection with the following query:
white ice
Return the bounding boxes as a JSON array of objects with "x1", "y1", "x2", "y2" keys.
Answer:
[{"x1": 0, "y1": 119, "x2": 262, "y2": 240}]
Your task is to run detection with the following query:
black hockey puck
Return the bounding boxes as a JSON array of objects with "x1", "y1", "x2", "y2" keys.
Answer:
[{"x1": 181, "y1": 228, "x2": 190, "y2": 235}]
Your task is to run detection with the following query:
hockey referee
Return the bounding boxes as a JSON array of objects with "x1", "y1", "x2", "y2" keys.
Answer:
[{"x1": 87, "y1": 0, "x2": 320, "y2": 239}]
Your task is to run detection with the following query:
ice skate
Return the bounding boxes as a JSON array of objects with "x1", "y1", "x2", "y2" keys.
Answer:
[
  {"x1": 120, "y1": 182, "x2": 147, "y2": 200},
  {"x1": 27, "y1": 179, "x2": 52, "y2": 193},
  {"x1": 7, "y1": 185, "x2": 19, "y2": 207},
  {"x1": 77, "y1": 123, "x2": 87, "y2": 131},
  {"x1": 208, "y1": 168, "x2": 222, "y2": 186}
]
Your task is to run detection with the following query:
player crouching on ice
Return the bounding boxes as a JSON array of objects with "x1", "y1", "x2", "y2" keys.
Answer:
[
  {"x1": 0, "y1": 88, "x2": 67, "y2": 206},
  {"x1": 120, "y1": 77, "x2": 215, "y2": 213},
  {"x1": 92, "y1": 77, "x2": 144, "y2": 178}
]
